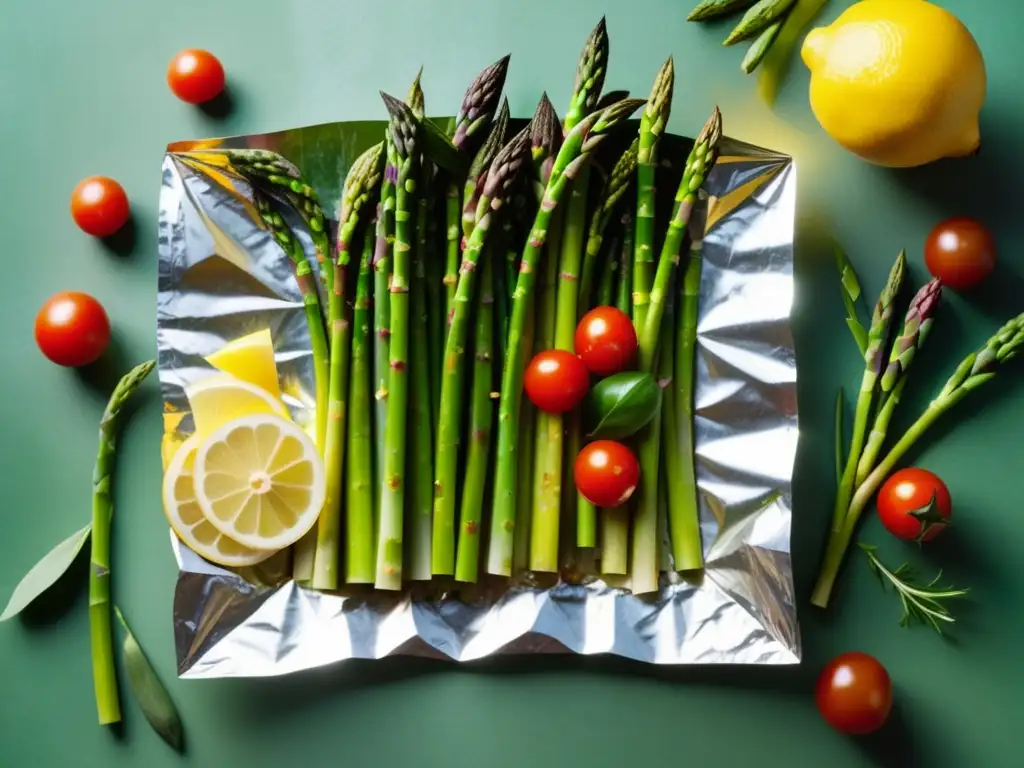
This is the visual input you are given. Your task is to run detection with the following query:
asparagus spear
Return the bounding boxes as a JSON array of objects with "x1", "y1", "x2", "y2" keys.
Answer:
[
  {"x1": 813, "y1": 312, "x2": 1024, "y2": 607},
  {"x1": 855, "y1": 279, "x2": 942, "y2": 484},
  {"x1": 688, "y1": 0, "x2": 758, "y2": 21},
  {"x1": 376, "y1": 93, "x2": 420, "y2": 590},
  {"x1": 489, "y1": 98, "x2": 646, "y2": 576},
  {"x1": 595, "y1": 227, "x2": 620, "y2": 308},
  {"x1": 445, "y1": 57, "x2": 511, "y2": 315},
  {"x1": 724, "y1": 0, "x2": 797, "y2": 46},
  {"x1": 463, "y1": 99, "x2": 511, "y2": 241},
  {"x1": 346, "y1": 224, "x2": 377, "y2": 583},
  {"x1": 564, "y1": 17, "x2": 610, "y2": 133},
  {"x1": 741, "y1": 20, "x2": 784, "y2": 74},
  {"x1": 633, "y1": 58, "x2": 675, "y2": 335},
  {"x1": 830, "y1": 251, "x2": 907, "y2": 546},
  {"x1": 595, "y1": 90, "x2": 631, "y2": 111},
  {"x1": 639, "y1": 107, "x2": 723, "y2": 372},
  {"x1": 433, "y1": 128, "x2": 532, "y2": 576},
  {"x1": 373, "y1": 134, "x2": 398, "y2": 515},
  {"x1": 91, "y1": 360, "x2": 155, "y2": 725},
  {"x1": 665, "y1": 214, "x2": 707, "y2": 571},
  {"x1": 313, "y1": 143, "x2": 385, "y2": 591},
  {"x1": 455, "y1": 254, "x2": 497, "y2": 582},
  {"x1": 616, "y1": 212, "x2": 634, "y2": 316},
  {"x1": 406, "y1": 72, "x2": 435, "y2": 582}
]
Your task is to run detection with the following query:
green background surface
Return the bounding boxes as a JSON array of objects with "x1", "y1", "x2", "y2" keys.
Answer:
[{"x1": 1, "y1": 1, "x2": 1020, "y2": 766}]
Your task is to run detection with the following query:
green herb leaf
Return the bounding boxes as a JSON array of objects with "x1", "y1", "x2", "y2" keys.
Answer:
[
  {"x1": 585, "y1": 372, "x2": 662, "y2": 440},
  {"x1": 835, "y1": 244, "x2": 869, "y2": 355},
  {"x1": 418, "y1": 116, "x2": 468, "y2": 176},
  {"x1": 115, "y1": 607, "x2": 184, "y2": 751},
  {"x1": 0, "y1": 524, "x2": 91, "y2": 622},
  {"x1": 834, "y1": 388, "x2": 844, "y2": 487},
  {"x1": 859, "y1": 543, "x2": 969, "y2": 635}
]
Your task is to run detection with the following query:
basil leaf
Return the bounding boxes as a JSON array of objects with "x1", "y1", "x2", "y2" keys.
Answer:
[
  {"x1": 585, "y1": 372, "x2": 662, "y2": 440},
  {"x1": 115, "y1": 607, "x2": 184, "y2": 752},
  {"x1": 418, "y1": 116, "x2": 469, "y2": 176},
  {"x1": 0, "y1": 524, "x2": 91, "y2": 622}
]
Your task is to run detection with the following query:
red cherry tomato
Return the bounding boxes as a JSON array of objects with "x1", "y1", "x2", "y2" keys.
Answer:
[
  {"x1": 524, "y1": 350, "x2": 590, "y2": 414},
  {"x1": 876, "y1": 467, "x2": 951, "y2": 542},
  {"x1": 35, "y1": 292, "x2": 111, "y2": 368},
  {"x1": 167, "y1": 49, "x2": 226, "y2": 104},
  {"x1": 924, "y1": 217, "x2": 995, "y2": 291},
  {"x1": 816, "y1": 652, "x2": 892, "y2": 736},
  {"x1": 574, "y1": 440, "x2": 640, "y2": 508},
  {"x1": 574, "y1": 306, "x2": 638, "y2": 376},
  {"x1": 70, "y1": 176, "x2": 130, "y2": 238}
]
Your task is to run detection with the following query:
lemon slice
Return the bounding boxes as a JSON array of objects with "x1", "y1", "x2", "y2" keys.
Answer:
[
  {"x1": 205, "y1": 329, "x2": 282, "y2": 401},
  {"x1": 162, "y1": 435, "x2": 275, "y2": 568},
  {"x1": 185, "y1": 374, "x2": 289, "y2": 441},
  {"x1": 192, "y1": 413, "x2": 326, "y2": 551}
]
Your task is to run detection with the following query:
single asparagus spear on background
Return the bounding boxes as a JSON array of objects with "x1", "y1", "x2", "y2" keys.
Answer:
[
  {"x1": 724, "y1": 0, "x2": 797, "y2": 46},
  {"x1": 855, "y1": 278, "x2": 943, "y2": 484},
  {"x1": 313, "y1": 142, "x2": 384, "y2": 591},
  {"x1": 407, "y1": 70, "x2": 435, "y2": 582},
  {"x1": 665, "y1": 210, "x2": 707, "y2": 572},
  {"x1": 633, "y1": 57, "x2": 675, "y2": 336},
  {"x1": 741, "y1": 20, "x2": 784, "y2": 74},
  {"x1": 373, "y1": 133, "x2": 398, "y2": 515},
  {"x1": 688, "y1": 0, "x2": 758, "y2": 21},
  {"x1": 346, "y1": 224, "x2": 377, "y2": 584},
  {"x1": 829, "y1": 251, "x2": 907, "y2": 550},
  {"x1": 639, "y1": 106, "x2": 722, "y2": 371},
  {"x1": 813, "y1": 311, "x2": 1024, "y2": 608},
  {"x1": 376, "y1": 93, "x2": 420, "y2": 590},
  {"x1": 455, "y1": 254, "x2": 497, "y2": 582},
  {"x1": 434, "y1": 128, "x2": 532, "y2": 576},
  {"x1": 91, "y1": 359, "x2": 155, "y2": 725},
  {"x1": 489, "y1": 98, "x2": 646, "y2": 577},
  {"x1": 564, "y1": 17, "x2": 610, "y2": 133},
  {"x1": 445, "y1": 56, "x2": 511, "y2": 314}
]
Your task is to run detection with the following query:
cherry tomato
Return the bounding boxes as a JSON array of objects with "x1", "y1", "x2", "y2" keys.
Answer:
[
  {"x1": 35, "y1": 292, "x2": 111, "y2": 367},
  {"x1": 876, "y1": 467, "x2": 951, "y2": 542},
  {"x1": 70, "y1": 176, "x2": 130, "y2": 238},
  {"x1": 574, "y1": 440, "x2": 640, "y2": 508},
  {"x1": 924, "y1": 217, "x2": 995, "y2": 291},
  {"x1": 816, "y1": 652, "x2": 892, "y2": 736},
  {"x1": 574, "y1": 306, "x2": 638, "y2": 376},
  {"x1": 524, "y1": 350, "x2": 590, "y2": 414},
  {"x1": 167, "y1": 49, "x2": 226, "y2": 104}
]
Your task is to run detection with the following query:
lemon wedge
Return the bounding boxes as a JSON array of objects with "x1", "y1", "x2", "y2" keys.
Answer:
[
  {"x1": 162, "y1": 435, "x2": 275, "y2": 568},
  {"x1": 205, "y1": 329, "x2": 283, "y2": 401},
  {"x1": 185, "y1": 375, "x2": 289, "y2": 441},
  {"x1": 192, "y1": 413, "x2": 326, "y2": 551}
]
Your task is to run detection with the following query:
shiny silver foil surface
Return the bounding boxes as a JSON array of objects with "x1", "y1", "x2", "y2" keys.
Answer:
[{"x1": 157, "y1": 120, "x2": 799, "y2": 677}]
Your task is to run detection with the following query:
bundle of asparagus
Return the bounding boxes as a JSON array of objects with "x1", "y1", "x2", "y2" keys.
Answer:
[{"x1": 182, "y1": 18, "x2": 723, "y2": 595}]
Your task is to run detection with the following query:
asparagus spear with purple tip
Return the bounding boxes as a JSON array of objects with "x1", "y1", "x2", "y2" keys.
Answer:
[
  {"x1": 488, "y1": 97, "x2": 646, "y2": 576},
  {"x1": 376, "y1": 93, "x2": 420, "y2": 590},
  {"x1": 434, "y1": 128, "x2": 532, "y2": 576}
]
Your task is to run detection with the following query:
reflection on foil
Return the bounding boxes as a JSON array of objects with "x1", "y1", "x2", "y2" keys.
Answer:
[{"x1": 157, "y1": 120, "x2": 800, "y2": 676}]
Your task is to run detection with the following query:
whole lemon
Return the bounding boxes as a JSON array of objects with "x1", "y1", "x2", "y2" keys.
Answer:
[{"x1": 801, "y1": 0, "x2": 986, "y2": 167}]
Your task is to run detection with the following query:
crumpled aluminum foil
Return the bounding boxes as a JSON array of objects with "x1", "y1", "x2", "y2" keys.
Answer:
[{"x1": 157, "y1": 119, "x2": 800, "y2": 677}]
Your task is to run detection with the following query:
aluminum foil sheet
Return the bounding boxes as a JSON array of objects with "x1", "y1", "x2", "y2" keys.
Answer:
[{"x1": 157, "y1": 119, "x2": 799, "y2": 677}]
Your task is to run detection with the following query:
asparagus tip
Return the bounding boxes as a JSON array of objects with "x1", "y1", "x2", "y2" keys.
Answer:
[{"x1": 698, "y1": 105, "x2": 723, "y2": 149}]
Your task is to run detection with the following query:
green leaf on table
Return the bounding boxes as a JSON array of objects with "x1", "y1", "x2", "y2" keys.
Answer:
[
  {"x1": 585, "y1": 371, "x2": 662, "y2": 440},
  {"x1": 115, "y1": 607, "x2": 184, "y2": 752},
  {"x1": 418, "y1": 116, "x2": 468, "y2": 176},
  {"x1": 835, "y1": 244, "x2": 869, "y2": 355},
  {"x1": 0, "y1": 524, "x2": 91, "y2": 622}
]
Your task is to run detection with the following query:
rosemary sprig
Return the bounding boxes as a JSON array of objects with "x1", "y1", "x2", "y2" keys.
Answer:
[{"x1": 859, "y1": 543, "x2": 969, "y2": 634}]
